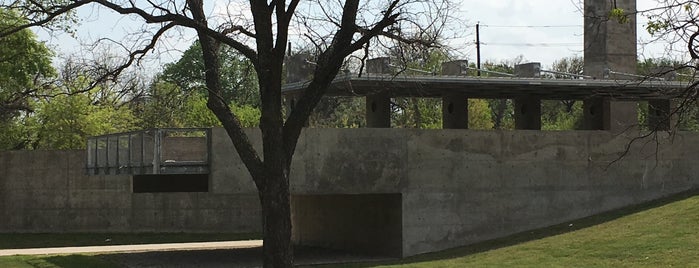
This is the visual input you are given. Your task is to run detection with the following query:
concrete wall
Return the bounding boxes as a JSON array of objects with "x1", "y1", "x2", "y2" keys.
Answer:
[
  {"x1": 2, "y1": 128, "x2": 698, "y2": 258},
  {"x1": 0, "y1": 149, "x2": 260, "y2": 233},
  {"x1": 288, "y1": 129, "x2": 697, "y2": 256}
]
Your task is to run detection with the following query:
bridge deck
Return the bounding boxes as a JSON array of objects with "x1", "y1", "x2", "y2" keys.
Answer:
[{"x1": 281, "y1": 74, "x2": 690, "y2": 100}]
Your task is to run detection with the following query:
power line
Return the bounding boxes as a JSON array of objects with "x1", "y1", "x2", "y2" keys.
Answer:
[
  {"x1": 478, "y1": 24, "x2": 582, "y2": 28},
  {"x1": 483, "y1": 42, "x2": 580, "y2": 47}
]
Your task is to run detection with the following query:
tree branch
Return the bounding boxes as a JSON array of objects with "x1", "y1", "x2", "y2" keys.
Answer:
[{"x1": 187, "y1": 0, "x2": 265, "y2": 188}]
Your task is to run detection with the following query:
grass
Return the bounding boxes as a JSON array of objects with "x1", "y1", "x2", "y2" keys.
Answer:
[
  {"x1": 0, "y1": 232, "x2": 260, "y2": 249},
  {"x1": 0, "y1": 254, "x2": 120, "y2": 268},
  {"x1": 316, "y1": 190, "x2": 699, "y2": 267}
]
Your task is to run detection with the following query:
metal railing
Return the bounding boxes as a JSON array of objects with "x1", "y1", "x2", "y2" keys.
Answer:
[{"x1": 86, "y1": 128, "x2": 211, "y2": 175}]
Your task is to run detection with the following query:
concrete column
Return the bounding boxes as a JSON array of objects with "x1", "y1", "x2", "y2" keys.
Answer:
[
  {"x1": 441, "y1": 60, "x2": 468, "y2": 129},
  {"x1": 514, "y1": 63, "x2": 542, "y2": 130},
  {"x1": 365, "y1": 57, "x2": 392, "y2": 128},
  {"x1": 583, "y1": 0, "x2": 638, "y2": 131},
  {"x1": 583, "y1": 98, "x2": 604, "y2": 130},
  {"x1": 286, "y1": 53, "x2": 314, "y2": 83},
  {"x1": 285, "y1": 53, "x2": 313, "y2": 115},
  {"x1": 366, "y1": 93, "x2": 391, "y2": 128},
  {"x1": 648, "y1": 99, "x2": 676, "y2": 131},
  {"x1": 646, "y1": 67, "x2": 677, "y2": 131}
]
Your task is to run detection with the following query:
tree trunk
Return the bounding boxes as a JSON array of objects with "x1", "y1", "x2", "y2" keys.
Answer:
[{"x1": 260, "y1": 169, "x2": 293, "y2": 268}]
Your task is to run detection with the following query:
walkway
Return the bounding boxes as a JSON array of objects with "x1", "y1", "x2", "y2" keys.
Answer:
[{"x1": 0, "y1": 240, "x2": 263, "y2": 256}]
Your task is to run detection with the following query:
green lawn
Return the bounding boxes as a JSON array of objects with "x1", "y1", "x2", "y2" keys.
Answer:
[{"x1": 0, "y1": 254, "x2": 118, "y2": 268}]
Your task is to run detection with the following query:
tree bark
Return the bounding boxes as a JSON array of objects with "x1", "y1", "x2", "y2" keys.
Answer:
[{"x1": 259, "y1": 169, "x2": 293, "y2": 268}]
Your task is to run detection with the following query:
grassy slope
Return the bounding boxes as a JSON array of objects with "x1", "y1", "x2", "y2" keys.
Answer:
[{"x1": 324, "y1": 191, "x2": 699, "y2": 268}]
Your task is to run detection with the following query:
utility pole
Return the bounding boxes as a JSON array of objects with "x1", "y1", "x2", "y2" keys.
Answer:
[{"x1": 476, "y1": 22, "x2": 481, "y2": 76}]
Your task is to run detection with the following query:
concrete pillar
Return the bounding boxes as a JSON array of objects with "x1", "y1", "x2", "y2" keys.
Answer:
[
  {"x1": 515, "y1": 97, "x2": 542, "y2": 130},
  {"x1": 286, "y1": 53, "x2": 314, "y2": 83},
  {"x1": 583, "y1": 0, "x2": 638, "y2": 131},
  {"x1": 285, "y1": 53, "x2": 313, "y2": 115},
  {"x1": 514, "y1": 63, "x2": 542, "y2": 130},
  {"x1": 648, "y1": 99, "x2": 676, "y2": 131},
  {"x1": 365, "y1": 57, "x2": 392, "y2": 128},
  {"x1": 646, "y1": 66, "x2": 676, "y2": 131},
  {"x1": 583, "y1": 98, "x2": 604, "y2": 130},
  {"x1": 441, "y1": 60, "x2": 468, "y2": 129}
]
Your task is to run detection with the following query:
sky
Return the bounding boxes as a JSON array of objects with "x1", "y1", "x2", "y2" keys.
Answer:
[
  {"x1": 454, "y1": 0, "x2": 669, "y2": 67},
  {"x1": 34, "y1": 0, "x2": 673, "y2": 72}
]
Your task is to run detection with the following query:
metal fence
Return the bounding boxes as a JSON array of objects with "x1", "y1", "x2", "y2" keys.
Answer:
[{"x1": 86, "y1": 128, "x2": 211, "y2": 175}]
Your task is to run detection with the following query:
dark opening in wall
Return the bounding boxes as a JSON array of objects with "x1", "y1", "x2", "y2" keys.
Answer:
[
  {"x1": 133, "y1": 174, "x2": 209, "y2": 193},
  {"x1": 291, "y1": 193, "x2": 403, "y2": 257}
]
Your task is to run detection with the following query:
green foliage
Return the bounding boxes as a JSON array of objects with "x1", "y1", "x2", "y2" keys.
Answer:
[
  {"x1": 645, "y1": 18, "x2": 670, "y2": 35},
  {"x1": 0, "y1": 9, "x2": 55, "y2": 116},
  {"x1": 160, "y1": 41, "x2": 259, "y2": 107},
  {"x1": 308, "y1": 97, "x2": 365, "y2": 128},
  {"x1": 392, "y1": 98, "x2": 442, "y2": 129},
  {"x1": 134, "y1": 81, "x2": 261, "y2": 129},
  {"x1": 609, "y1": 8, "x2": 630, "y2": 24},
  {"x1": 541, "y1": 100, "x2": 583, "y2": 130},
  {"x1": 0, "y1": 116, "x2": 31, "y2": 150},
  {"x1": 31, "y1": 90, "x2": 139, "y2": 150},
  {"x1": 468, "y1": 99, "x2": 493, "y2": 130}
]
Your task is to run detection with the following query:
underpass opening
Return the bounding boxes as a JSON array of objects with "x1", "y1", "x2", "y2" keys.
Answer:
[{"x1": 291, "y1": 193, "x2": 403, "y2": 258}]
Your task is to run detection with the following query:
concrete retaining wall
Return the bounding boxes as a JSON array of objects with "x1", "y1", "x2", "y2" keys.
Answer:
[
  {"x1": 276, "y1": 128, "x2": 698, "y2": 256},
  {"x1": 1, "y1": 128, "x2": 698, "y2": 257},
  {"x1": 0, "y1": 150, "x2": 260, "y2": 233}
]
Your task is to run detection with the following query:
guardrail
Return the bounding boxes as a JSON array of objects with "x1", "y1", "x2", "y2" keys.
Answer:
[{"x1": 86, "y1": 128, "x2": 211, "y2": 175}]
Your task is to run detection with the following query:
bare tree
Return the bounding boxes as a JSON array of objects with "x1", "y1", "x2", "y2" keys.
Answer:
[
  {"x1": 641, "y1": 1, "x2": 699, "y2": 131},
  {"x1": 0, "y1": 0, "x2": 456, "y2": 266}
]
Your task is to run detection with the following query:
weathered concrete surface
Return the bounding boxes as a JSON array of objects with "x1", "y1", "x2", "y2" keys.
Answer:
[
  {"x1": 207, "y1": 128, "x2": 699, "y2": 256},
  {"x1": 583, "y1": 0, "x2": 638, "y2": 132},
  {"x1": 2, "y1": 128, "x2": 699, "y2": 258},
  {"x1": 0, "y1": 149, "x2": 260, "y2": 233}
]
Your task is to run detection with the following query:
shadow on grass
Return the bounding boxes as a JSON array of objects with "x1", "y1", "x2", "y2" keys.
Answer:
[
  {"x1": 39, "y1": 254, "x2": 120, "y2": 268},
  {"x1": 100, "y1": 247, "x2": 263, "y2": 268},
  {"x1": 318, "y1": 189, "x2": 699, "y2": 267}
]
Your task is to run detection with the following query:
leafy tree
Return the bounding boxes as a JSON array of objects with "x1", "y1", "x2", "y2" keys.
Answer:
[
  {"x1": 0, "y1": 9, "x2": 55, "y2": 149},
  {"x1": 477, "y1": 60, "x2": 520, "y2": 129},
  {"x1": 161, "y1": 41, "x2": 259, "y2": 107},
  {"x1": 468, "y1": 99, "x2": 494, "y2": 130},
  {"x1": 307, "y1": 97, "x2": 365, "y2": 128},
  {"x1": 30, "y1": 91, "x2": 138, "y2": 149},
  {"x1": 1, "y1": 1, "x2": 455, "y2": 266}
]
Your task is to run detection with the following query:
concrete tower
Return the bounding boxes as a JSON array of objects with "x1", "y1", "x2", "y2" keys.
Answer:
[{"x1": 583, "y1": 0, "x2": 638, "y2": 131}]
